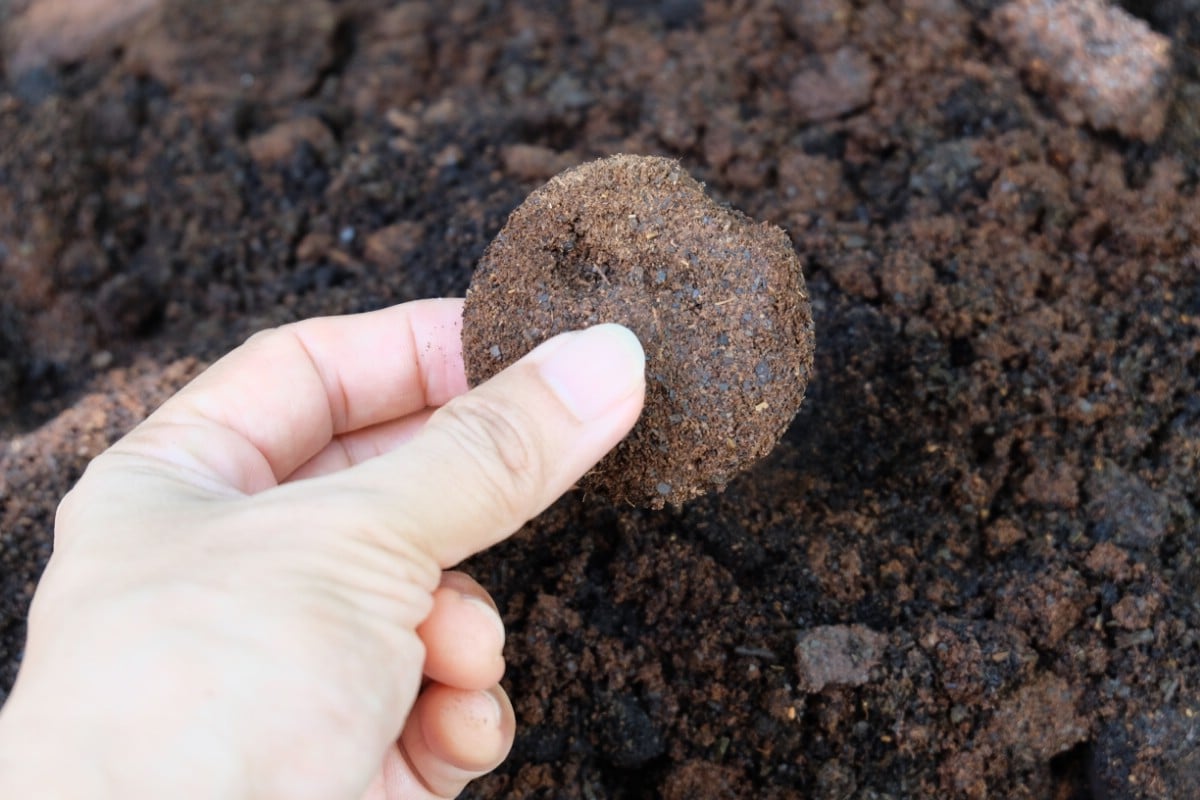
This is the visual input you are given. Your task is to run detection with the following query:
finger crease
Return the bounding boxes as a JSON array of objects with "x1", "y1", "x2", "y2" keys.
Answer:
[
  {"x1": 405, "y1": 313, "x2": 435, "y2": 409},
  {"x1": 395, "y1": 738, "x2": 446, "y2": 797},
  {"x1": 290, "y1": 327, "x2": 350, "y2": 434}
]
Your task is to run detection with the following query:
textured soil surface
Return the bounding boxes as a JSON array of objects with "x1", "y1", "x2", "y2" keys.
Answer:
[
  {"x1": 2, "y1": 2, "x2": 1199, "y2": 798},
  {"x1": 463, "y1": 154, "x2": 815, "y2": 508}
]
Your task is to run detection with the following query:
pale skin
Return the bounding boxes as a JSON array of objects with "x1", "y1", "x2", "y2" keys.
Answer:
[{"x1": 0, "y1": 298, "x2": 646, "y2": 799}]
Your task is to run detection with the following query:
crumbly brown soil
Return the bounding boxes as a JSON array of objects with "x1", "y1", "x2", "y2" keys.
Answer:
[
  {"x1": 463, "y1": 154, "x2": 815, "y2": 508},
  {"x1": 2, "y1": 2, "x2": 1199, "y2": 798}
]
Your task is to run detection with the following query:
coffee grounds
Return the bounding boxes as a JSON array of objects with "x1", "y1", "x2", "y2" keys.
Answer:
[{"x1": 463, "y1": 155, "x2": 815, "y2": 508}]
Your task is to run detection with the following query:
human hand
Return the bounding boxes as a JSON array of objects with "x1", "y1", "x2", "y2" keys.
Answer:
[{"x1": 0, "y1": 299, "x2": 645, "y2": 799}]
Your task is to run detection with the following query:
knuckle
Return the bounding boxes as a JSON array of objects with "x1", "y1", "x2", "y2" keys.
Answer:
[
  {"x1": 52, "y1": 463, "x2": 108, "y2": 547},
  {"x1": 241, "y1": 325, "x2": 285, "y2": 350},
  {"x1": 436, "y1": 394, "x2": 546, "y2": 523},
  {"x1": 53, "y1": 485, "x2": 82, "y2": 533}
]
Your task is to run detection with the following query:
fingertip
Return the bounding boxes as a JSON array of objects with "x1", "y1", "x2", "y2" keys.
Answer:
[
  {"x1": 437, "y1": 571, "x2": 499, "y2": 613},
  {"x1": 417, "y1": 685, "x2": 513, "y2": 773},
  {"x1": 534, "y1": 324, "x2": 646, "y2": 423},
  {"x1": 405, "y1": 298, "x2": 470, "y2": 407},
  {"x1": 396, "y1": 684, "x2": 515, "y2": 796},
  {"x1": 462, "y1": 595, "x2": 507, "y2": 649},
  {"x1": 340, "y1": 322, "x2": 647, "y2": 569},
  {"x1": 417, "y1": 586, "x2": 506, "y2": 690}
]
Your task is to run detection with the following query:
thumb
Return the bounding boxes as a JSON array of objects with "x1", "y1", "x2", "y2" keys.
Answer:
[{"x1": 299, "y1": 323, "x2": 645, "y2": 567}]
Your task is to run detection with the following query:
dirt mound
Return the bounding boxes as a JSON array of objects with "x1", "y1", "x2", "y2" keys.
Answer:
[{"x1": 3, "y1": 2, "x2": 1199, "y2": 797}]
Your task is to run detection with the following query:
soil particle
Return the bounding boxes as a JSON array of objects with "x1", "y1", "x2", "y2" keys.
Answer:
[
  {"x1": 919, "y1": 618, "x2": 1036, "y2": 707},
  {"x1": 941, "y1": 674, "x2": 1090, "y2": 797},
  {"x1": 1017, "y1": 460, "x2": 1080, "y2": 508},
  {"x1": 789, "y1": 46, "x2": 877, "y2": 123},
  {"x1": 983, "y1": 516, "x2": 1026, "y2": 556},
  {"x1": 93, "y1": 271, "x2": 164, "y2": 340},
  {"x1": 4, "y1": 0, "x2": 160, "y2": 75},
  {"x1": 990, "y1": 0, "x2": 1174, "y2": 141},
  {"x1": 592, "y1": 692, "x2": 665, "y2": 769},
  {"x1": 500, "y1": 144, "x2": 577, "y2": 183},
  {"x1": 247, "y1": 117, "x2": 337, "y2": 168},
  {"x1": 659, "y1": 761, "x2": 745, "y2": 800},
  {"x1": 1091, "y1": 706, "x2": 1200, "y2": 799},
  {"x1": 1110, "y1": 591, "x2": 1163, "y2": 632},
  {"x1": 786, "y1": 0, "x2": 851, "y2": 51},
  {"x1": 1084, "y1": 461, "x2": 1170, "y2": 550},
  {"x1": 795, "y1": 625, "x2": 887, "y2": 693},
  {"x1": 363, "y1": 222, "x2": 423, "y2": 269},
  {"x1": 990, "y1": 675, "x2": 1089, "y2": 765},
  {"x1": 1084, "y1": 541, "x2": 1133, "y2": 582},
  {"x1": 995, "y1": 567, "x2": 1089, "y2": 649},
  {"x1": 462, "y1": 155, "x2": 815, "y2": 508}
]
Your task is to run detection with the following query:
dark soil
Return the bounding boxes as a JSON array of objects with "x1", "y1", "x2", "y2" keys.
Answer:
[
  {"x1": 463, "y1": 154, "x2": 815, "y2": 508},
  {"x1": 2, "y1": 1, "x2": 1199, "y2": 798}
]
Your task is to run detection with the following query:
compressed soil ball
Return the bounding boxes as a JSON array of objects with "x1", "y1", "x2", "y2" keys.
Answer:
[{"x1": 462, "y1": 154, "x2": 815, "y2": 508}]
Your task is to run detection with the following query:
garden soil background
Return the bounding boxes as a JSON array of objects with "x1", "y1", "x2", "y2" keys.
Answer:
[{"x1": 1, "y1": 1, "x2": 1199, "y2": 797}]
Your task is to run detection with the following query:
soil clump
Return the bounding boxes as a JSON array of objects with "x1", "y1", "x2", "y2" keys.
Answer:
[{"x1": 463, "y1": 155, "x2": 815, "y2": 508}]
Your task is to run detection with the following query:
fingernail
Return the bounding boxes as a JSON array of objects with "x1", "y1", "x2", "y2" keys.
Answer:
[
  {"x1": 536, "y1": 324, "x2": 645, "y2": 422},
  {"x1": 462, "y1": 594, "x2": 507, "y2": 646}
]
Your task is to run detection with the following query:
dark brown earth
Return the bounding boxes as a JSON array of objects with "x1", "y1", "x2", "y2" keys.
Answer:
[
  {"x1": 2, "y1": 1, "x2": 1199, "y2": 798},
  {"x1": 463, "y1": 154, "x2": 815, "y2": 508}
]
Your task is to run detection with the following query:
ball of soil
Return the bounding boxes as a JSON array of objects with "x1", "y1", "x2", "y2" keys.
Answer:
[{"x1": 462, "y1": 154, "x2": 815, "y2": 508}]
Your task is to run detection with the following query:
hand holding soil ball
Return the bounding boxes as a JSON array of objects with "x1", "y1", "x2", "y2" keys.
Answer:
[
  {"x1": 464, "y1": 155, "x2": 816, "y2": 508},
  {"x1": 0, "y1": 301, "x2": 646, "y2": 800}
]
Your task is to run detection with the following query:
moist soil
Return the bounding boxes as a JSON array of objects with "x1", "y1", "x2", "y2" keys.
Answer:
[
  {"x1": 463, "y1": 154, "x2": 815, "y2": 508},
  {"x1": 2, "y1": 2, "x2": 1199, "y2": 798}
]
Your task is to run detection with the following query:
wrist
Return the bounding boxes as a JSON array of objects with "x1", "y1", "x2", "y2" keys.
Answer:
[{"x1": 0, "y1": 687, "x2": 109, "y2": 799}]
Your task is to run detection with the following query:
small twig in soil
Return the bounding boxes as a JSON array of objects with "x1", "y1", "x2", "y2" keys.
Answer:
[{"x1": 733, "y1": 645, "x2": 778, "y2": 660}]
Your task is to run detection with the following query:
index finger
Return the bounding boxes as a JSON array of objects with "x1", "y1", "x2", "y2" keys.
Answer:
[{"x1": 109, "y1": 299, "x2": 468, "y2": 494}]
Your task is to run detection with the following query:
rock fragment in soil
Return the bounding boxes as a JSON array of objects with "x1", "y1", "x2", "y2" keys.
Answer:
[
  {"x1": 247, "y1": 117, "x2": 337, "y2": 168},
  {"x1": 990, "y1": 0, "x2": 1173, "y2": 141},
  {"x1": 4, "y1": 0, "x2": 160, "y2": 76},
  {"x1": 500, "y1": 144, "x2": 576, "y2": 182},
  {"x1": 364, "y1": 222, "x2": 423, "y2": 268},
  {"x1": 789, "y1": 46, "x2": 877, "y2": 123},
  {"x1": 462, "y1": 155, "x2": 815, "y2": 508},
  {"x1": 1085, "y1": 461, "x2": 1170, "y2": 550},
  {"x1": 795, "y1": 624, "x2": 887, "y2": 692}
]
